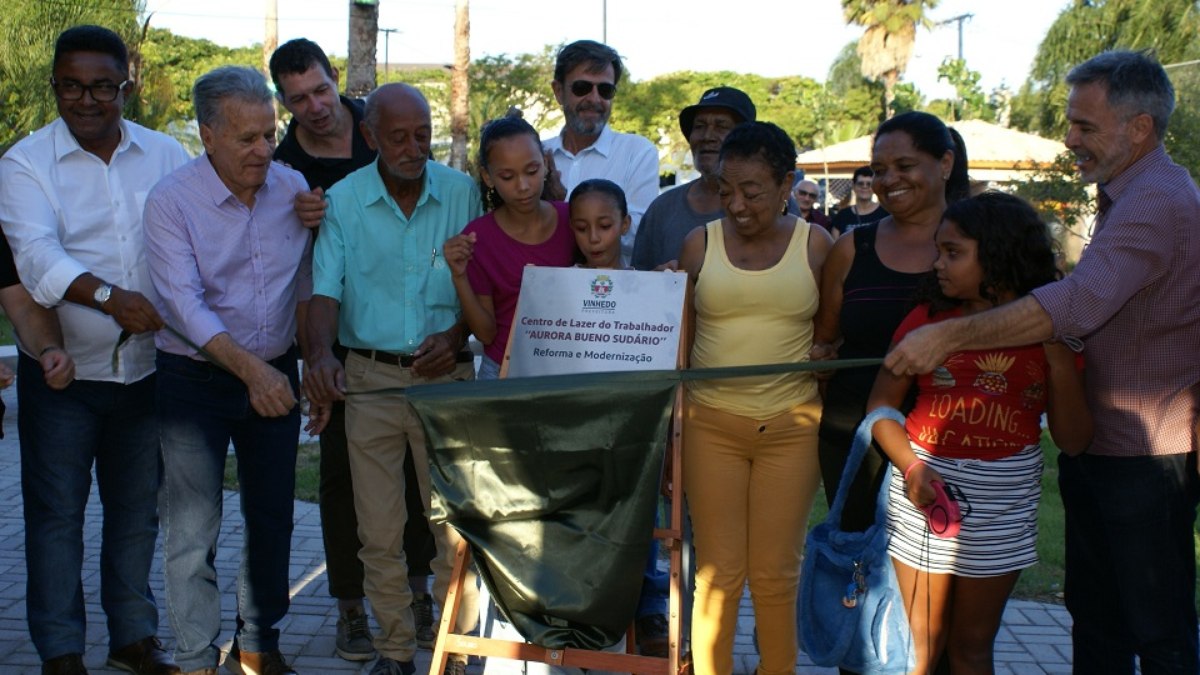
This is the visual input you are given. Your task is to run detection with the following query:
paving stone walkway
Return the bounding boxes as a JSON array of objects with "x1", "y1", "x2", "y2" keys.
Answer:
[{"x1": 0, "y1": 384, "x2": 1074, "y2": 674}]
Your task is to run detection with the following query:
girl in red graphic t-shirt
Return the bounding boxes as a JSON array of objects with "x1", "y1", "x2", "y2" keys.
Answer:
[{"x1": 866, "y1": 192, "x2": 1091, "y2": 674}]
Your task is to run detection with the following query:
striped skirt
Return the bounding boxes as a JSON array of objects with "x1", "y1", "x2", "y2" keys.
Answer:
[{"x1": 886, "y1": 442, "x2": 1043, "y2": 577}]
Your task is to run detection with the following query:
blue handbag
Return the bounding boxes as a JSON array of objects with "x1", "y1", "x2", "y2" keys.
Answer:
[{"x1": 798, "y1": 407, "x2": 914, "y2": 673}]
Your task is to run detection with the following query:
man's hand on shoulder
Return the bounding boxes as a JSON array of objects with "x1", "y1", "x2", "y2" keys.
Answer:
[
  {"x1": 294, "y1": 187, "x2": 326, "y2": 229},
  {"x1": 104, "y1": 287, "x2": 165, "y2": 334}
]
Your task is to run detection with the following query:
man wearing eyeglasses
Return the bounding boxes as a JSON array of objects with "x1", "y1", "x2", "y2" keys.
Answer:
[
  {"x1": 829, "y1": 166, "x2": 887, "y2": 238},
  {"x1": 0, "y1": 24, "x2": 189, "y2": 675},
  {"x1": 792, "y1": 179, "x2": 831, "y2": 231},
  {"x1": 543, "y1": 40, "x2": 658, "y2": 267}
]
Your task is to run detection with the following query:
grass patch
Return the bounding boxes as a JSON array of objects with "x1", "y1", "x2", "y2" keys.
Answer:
[
  {"x1": 223, "y1": 441, "x2": 320, "y2": 503},
  {"x1": 0, "y1": 314, "x2": 13, "y2": 346}
]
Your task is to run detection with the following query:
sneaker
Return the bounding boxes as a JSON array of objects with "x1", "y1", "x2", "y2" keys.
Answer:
[
  {"x1": 223, "y1": 645, "x2": 296, "y2": 675},
  {"x1": 412, "y1": 592, "x2": 436, "y2": 649},
  {"x1": 107, "y1": 636, "x2": 180, "y2": 674},
  {"x1": 369, "y1": 656, "x2": 415, "y2": 675},
  {"x1": 635, "y1": 613, "x2": 670, "y2": 657},
  {"x1": 336, "y1": 607, "x2": 376, "y2": 661},
  {"x1": 443, "y1": 657, "x2": 467, "y2": 675}
]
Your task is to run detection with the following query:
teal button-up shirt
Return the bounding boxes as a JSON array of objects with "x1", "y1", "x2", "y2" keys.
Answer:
[{"x1": 313, "y1": 159, "x2": 482, "y2": 352}]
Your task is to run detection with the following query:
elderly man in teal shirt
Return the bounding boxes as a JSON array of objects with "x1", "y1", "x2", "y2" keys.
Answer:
[{"x1": 303, "y1": 82, "x2": 481, "y2": 675}]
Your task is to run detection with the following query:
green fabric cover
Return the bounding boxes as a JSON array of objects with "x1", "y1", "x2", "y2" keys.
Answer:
[{"x1": 407, "y1": 370, "x2": 677, "y2": 649}]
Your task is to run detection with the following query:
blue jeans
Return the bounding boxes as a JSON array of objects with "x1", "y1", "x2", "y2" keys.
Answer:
[
  {"x1": 1059, "y1": 452, "x2": 1200, "y2": 674},
  {"x1": 157, "y1": 349, "x2": 299, "y2": 672},
  {"x1": 17, "y1": 354, "x2": 160, "y2": 660}
]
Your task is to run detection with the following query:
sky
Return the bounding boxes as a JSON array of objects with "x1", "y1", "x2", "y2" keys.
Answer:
[{"x1": 142, "y1": 0, "x2": 1068, "y2": 101}]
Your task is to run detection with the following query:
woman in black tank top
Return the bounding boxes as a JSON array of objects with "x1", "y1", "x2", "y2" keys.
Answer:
[{"x1": 810, "y1": 112, "x2": 969, "y2": 675}]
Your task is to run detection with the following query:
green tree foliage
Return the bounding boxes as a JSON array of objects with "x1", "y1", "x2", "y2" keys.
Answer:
[
  {"x1": 468, "y1": 47, "x2": 559, "y2": 137},
  {"x1": 618, "y1": 71, "x2": 831, "y2": 168},
  {"x1": 1010, "y1": 151, "x2": 1091, "y2": 240},
  {"x1": 0, "y1": 0, "x2": 142, "y2": 148},
  {"x1": 936, "y1": 57, "x2": 995, "y2": 122},
  {"x1": 1012, "y1": 0, "x2": 1200, "y2": 145},
  {"x1": 842, "y1": 0, "x2": 940, "y2": 117},
  {"x1": 1168, "y1": 63, "x2": 1200, "y2": 176},
  {"x1": 134, "y1": 27, "x2": 260, "y2": 132},
  {"x1": 827, "y1": 41, "x2": 891, "y2": 125}
]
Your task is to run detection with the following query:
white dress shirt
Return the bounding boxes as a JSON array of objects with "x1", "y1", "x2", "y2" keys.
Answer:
[
  {"x1": 0, "y1": 118, "x2": 190, "y2": 383},
  {"x1": 544, "y1": 124, "x2": 659, "y2": 266}
]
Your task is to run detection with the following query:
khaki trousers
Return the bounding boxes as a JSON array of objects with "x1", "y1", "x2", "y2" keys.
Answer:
[
  {"x1": 344, "y1": 352, "x2": 479, "y2": 661},
  {"x1": 683, "y1": 398, "x2": 822, "y2": 675}
]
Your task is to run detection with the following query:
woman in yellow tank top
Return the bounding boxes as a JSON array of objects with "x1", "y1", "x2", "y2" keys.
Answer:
[{"x1": 678, "y1": 122, "x2": 834, "y2": 675}]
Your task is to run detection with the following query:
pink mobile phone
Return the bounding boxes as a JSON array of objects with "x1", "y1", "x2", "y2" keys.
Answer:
[{"x1": 920, "y1": 480, "x2": 962, "y2": 538}]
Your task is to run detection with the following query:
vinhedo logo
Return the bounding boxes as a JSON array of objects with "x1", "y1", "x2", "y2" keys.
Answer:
[{"x1": 583, "y1": 274, "x2": 616, "y2": 312}]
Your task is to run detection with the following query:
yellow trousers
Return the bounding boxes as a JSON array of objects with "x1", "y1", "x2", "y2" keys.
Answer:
[{"x1": 683, "y1": 398, "x2": 822, "y2": 675}]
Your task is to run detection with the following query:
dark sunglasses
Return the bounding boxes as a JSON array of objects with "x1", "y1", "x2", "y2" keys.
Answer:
[
  {"x1": 569, "y1": 80, "x2": 617, "y2": 100},
  {"x1": 795, "y1": 190, "x2": 819, "y2": 199}
]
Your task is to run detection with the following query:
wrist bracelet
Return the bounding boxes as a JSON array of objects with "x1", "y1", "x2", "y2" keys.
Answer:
[
  {"x1": 39, "y1": 345, "x2": 62, "y2": 357},
  {"x1": 903, "y1": 460, "x2": 925, "y2": 481}
]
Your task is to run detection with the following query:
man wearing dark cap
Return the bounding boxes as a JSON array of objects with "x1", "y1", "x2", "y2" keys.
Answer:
[{"x1": 631, "y1": 87, "x2": 756, "y2": 270}]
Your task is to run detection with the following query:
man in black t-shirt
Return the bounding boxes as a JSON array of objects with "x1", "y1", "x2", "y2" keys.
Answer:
[{"x1": 269, "y1": 38, "x2": 439, "y2": 662}]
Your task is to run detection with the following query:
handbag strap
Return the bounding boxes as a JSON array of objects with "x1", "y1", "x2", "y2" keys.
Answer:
[{"x1": 826, "y1": 406, "x2": 906, "y2": 524}]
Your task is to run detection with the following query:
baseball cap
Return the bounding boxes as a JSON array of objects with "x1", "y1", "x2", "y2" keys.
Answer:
[{"x1": 678, "y1": 87, "x2": 757, "y2": 137}]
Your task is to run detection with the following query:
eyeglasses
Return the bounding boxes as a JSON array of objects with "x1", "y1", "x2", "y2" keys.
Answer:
[
  {"x1": 795, "y1": 190, "x2": 819, "y2": 199},
  {"x1": 51, "y1": 78, "x2": 128, "y2": 102},
  {"x1": 569, "y1": 80, "x2": 617, "y2": 100}
]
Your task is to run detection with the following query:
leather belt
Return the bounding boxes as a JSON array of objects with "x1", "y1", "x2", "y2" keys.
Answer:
[{"x1": 349, "y1": 347, "x2": 473, "y2": 368}]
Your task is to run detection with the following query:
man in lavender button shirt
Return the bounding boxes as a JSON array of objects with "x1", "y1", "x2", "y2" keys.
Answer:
[
  {"x1": 884, "y1": 51, "x2": 1200, "y2": 673},
  {"x1": 143, "y1": 66, "x2": 313, "y2": 675}
]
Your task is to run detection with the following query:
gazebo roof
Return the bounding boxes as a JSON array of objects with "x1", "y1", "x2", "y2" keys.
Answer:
[{"x1": 796, "y1": 119, "x2": 1066, "y2": 173}]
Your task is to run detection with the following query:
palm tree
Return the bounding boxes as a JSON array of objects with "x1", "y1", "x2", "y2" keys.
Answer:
[
  {"x1": 346, "y1": 0, "x2": 378, "y2": 97},
  {"x1": 842, "y1": 0, "x2": 939, "y2": 118},
  {"x1": 449, "y1": 0, "x2": 470, "y2": 171}
]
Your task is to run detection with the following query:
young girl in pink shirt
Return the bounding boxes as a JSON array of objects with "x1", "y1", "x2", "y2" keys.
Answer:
[{"x1": 443, "y1": 117, "x2": 577, "y2": 379}]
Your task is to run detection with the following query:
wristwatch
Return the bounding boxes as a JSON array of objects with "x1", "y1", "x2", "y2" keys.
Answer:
[{"x1": 93, "y1": 283, "x2": 113, "y2": 309}]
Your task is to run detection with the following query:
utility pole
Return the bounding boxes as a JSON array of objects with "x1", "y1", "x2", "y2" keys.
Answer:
[
  {"x1": 936, "y1": 13, "x2": 973, "y2": 61},
  {"x1": 347, "y1": 0, "x2": 379, "y2": 97},
  {"x1": 602, "y1": 0, "x2": 607, "y2": 44},
  {"x1": 379, "y1": 28, "x2": 399, "y2": 83}
]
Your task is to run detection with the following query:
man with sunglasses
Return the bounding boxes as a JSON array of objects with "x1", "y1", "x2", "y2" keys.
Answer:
[
  {"x1": 0, "y1": 24, "x2": 189, "y2": 675},
  {"x1": 544, "y1": 40, "x2": 658, "y2": 267},
  {"x1": 792, "y1": 179, "x2": 831, "y2": 231}
]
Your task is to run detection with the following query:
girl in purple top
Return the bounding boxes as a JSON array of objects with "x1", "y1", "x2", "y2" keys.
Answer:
[{"x1": 443, "y1": 116, "x2": 577, "y2": 379}]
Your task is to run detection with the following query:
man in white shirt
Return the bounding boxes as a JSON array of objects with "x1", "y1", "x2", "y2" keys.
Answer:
[
  {"x1": 543, "y1": 40, "x2": 658, "y2": 267},
  {"x1": 0, "y1": 25, "x2": 189, "y2": 675}
]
